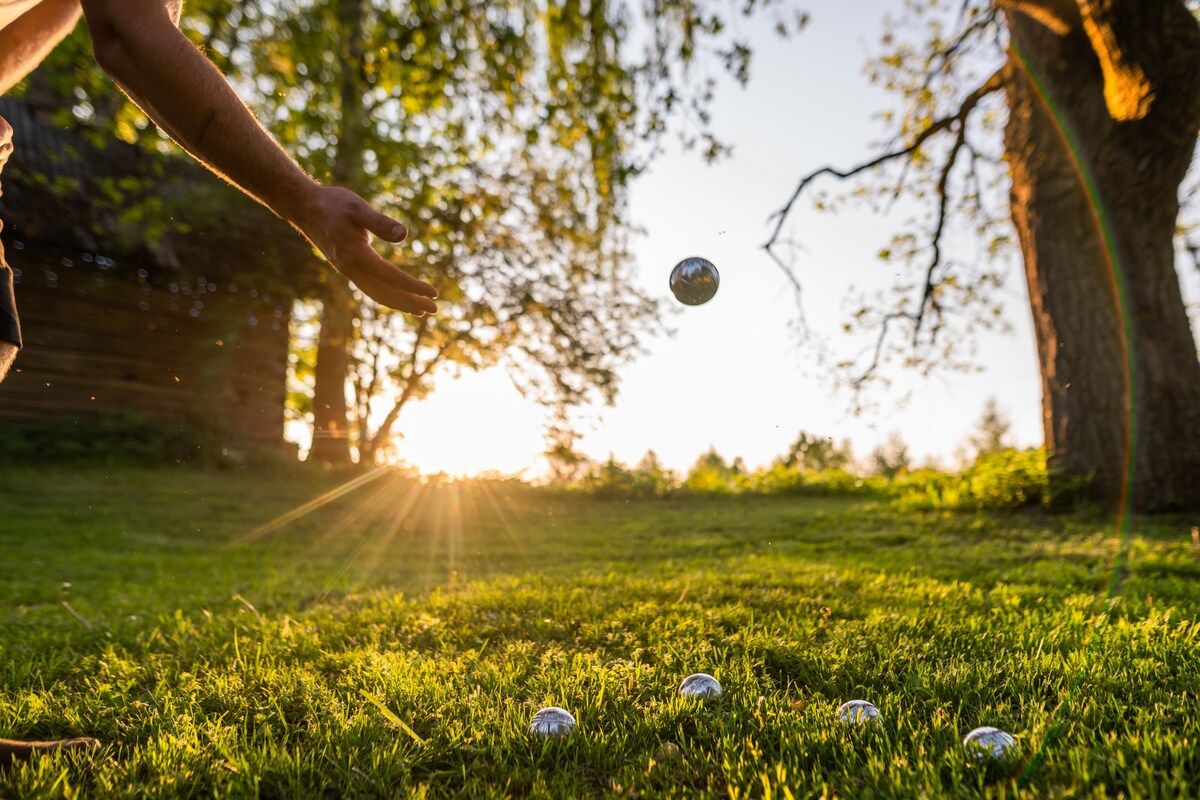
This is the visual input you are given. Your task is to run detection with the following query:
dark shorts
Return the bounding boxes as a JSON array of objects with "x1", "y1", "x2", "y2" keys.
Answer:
[{"x1": 0, "y1": 233, "x2": 20, "y2": 349}]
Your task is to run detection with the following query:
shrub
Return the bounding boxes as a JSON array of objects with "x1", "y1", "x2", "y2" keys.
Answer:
[
  {"x1": 0, "y1": 412, "x2": 242, "y2": 466},
  {"x1": 892, "y1": 448, "x2": 1051, "y2": 511}
]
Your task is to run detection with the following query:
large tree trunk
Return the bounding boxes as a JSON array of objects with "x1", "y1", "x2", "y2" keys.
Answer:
[
  {"x1": 1003, "y1": 0, "x2": 1200, "y2": 510},
  {"x1": 306, "y1": 0, "x2": 367, "y2": 465}
]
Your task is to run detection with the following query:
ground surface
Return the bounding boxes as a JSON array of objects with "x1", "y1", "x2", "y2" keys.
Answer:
[{"x1": 0, "y1": 466, "x2": 1197, "y2": 798}]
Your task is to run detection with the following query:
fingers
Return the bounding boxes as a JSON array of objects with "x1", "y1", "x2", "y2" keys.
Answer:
[
  {"x1": 356, "y1": 273, "x2": 438, "y2": 315},
  {"x1": 351, "y1": 200, "x2": 408, "y2": 244},
  {"x1": 339, "y1": 233, "x2": 439, "y2": 301},
  {"x1": 343, "y1": 241, "x2": 438, "y2": 315},
  {"x1": 314, "y1": 188, "x2": 439, "y2": 313},
  {"x1": 356, "y1": 247, "x2": 440, "y2": 301}
]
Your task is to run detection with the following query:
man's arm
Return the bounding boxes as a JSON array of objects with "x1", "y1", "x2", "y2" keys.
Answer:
[
  {"x1": 78, "y1": 0, "x2": 438, "y2": 315},
  {"x1": 0, "y1": 0, "x2": 83, "y2": 95}
]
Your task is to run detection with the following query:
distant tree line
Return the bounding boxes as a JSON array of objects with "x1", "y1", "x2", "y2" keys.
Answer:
[{"x1": 548, "y1": 396, "x2": 1064, "y2": 511}]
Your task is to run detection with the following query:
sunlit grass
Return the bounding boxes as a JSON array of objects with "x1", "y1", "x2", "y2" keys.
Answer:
[{"x1": 1, "y1": 466, "x2": 1198, "y2": 797}]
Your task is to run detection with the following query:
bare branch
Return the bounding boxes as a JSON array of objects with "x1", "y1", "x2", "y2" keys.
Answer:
[
  {"x1": 365, "y1": 329, "x2": 455, "y2": 458},
  {"x1": 850, "y1": 311, "x2": 917, "y2": 391},
  {"x1": 994, "y1": 0, "x2": 1081, "y2": 35},
  {"x1": 877, "y1": 9, "x2": 1000, "y2": 216},
  {"x1": 912, "y1": 111, "x2": 970, "y2": 343},
  {"x1": 765, "y1": 66, "x2": 1007, "y2": 390},
  {"x1": 763, "y1": 67, "x2": 1005, "y2": 258}
]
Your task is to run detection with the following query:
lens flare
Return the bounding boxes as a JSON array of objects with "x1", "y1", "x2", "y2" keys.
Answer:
[{"x1": 1008, "y1": 40, "x2": 1136, "y2": 786}]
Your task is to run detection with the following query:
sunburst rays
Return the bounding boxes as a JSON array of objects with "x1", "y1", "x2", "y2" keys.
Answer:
[{"x1": 223, "y1": 469, "x2": 530, "y2": 605}]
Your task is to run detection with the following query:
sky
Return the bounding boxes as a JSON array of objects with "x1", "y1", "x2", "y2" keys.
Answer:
[{"x1": 379, "y1": 1, "x2": 1050, "y2": 477}]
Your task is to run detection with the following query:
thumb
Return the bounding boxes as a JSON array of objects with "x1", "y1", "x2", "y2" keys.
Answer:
[{"x1": 353, "y1": 200, "x2": 408, "y2": 243}]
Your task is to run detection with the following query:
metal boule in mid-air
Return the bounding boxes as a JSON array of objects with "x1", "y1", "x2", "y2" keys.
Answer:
[
  {"x1": 670, "y1": 257, "x2": 720, "y2": 306},
  {"x1": 679, "y1": 673, "x2": 723, "y2": 699},
  {"x1": 529, "y1": 706, "x2": 576, "y2": 739}
]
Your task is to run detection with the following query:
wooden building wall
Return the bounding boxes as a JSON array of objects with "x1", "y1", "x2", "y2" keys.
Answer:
[{"x1": 0, "y1": 241, "x2": 293, "y2": 450}]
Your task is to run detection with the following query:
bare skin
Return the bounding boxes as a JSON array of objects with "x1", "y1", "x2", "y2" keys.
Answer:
[
  {"x1": 0, "y1": 0, "x2": 438, "y2": 370},
  {"x1": 0, "y1": 0, "x2": 439, "y2": 764}
]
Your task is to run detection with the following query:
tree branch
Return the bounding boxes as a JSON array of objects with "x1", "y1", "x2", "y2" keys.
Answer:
[
  {"x1": 850, "y1": 311, "x2": 917, "y2": 390},
  {"x1": 765, "y1": 65, "x2": 1006, "y2": 390},
  {"x1": 763, "y1": 67, "x2": 1005, "y2": 260},
  {"x1": 364, "y1": 328, "x2": 456, "y2": 458},
  {"x1": 912, "y1": 110, "x2": 970, "y2": 343},
  {"x1": 994, "y1": 0, "x2": 1081, "y2": 36}
]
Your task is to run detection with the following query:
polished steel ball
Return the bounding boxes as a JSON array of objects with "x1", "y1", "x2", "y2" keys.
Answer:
[
  {"x1": 529, "y1": 706, "x2": 576, "y2": 739},
  {"x1": 837, "y1": 700, "x2": 880, "y2": 725},
  {"x1": 679, "y1": 673, "x2": 723, "y2": 699},
  {"x1": 963, "y1": 726, "x2": 1016, "y2": 759},
  {"x1": 669, "y1": 257, "x2": 720, "y2": 306}
]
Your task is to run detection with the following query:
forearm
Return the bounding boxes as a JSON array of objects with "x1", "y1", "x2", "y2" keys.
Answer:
[
  {"x1": 0, "y1": 0, "x2": 83, "y2": 95},
  {"x1": 79, "y1": 0, "x2": 318, "y2": 226}
]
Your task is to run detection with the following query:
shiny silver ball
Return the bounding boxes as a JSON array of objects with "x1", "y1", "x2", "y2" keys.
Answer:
[
  {"x1": 529, "y1": 706, "x2": 576, "y2": 739},
  {"x1": 837, "y1": 700, "x2": 880, "y2": 725},
  {"x1": 669, "y1": 257, "x2": 720, "y2": 306},
  {"x1": 963, "y1": 726, "x2": 1016, "y2": 759},
  {"x1": 679, "y1": 673, "x2": 723, "y2": 699}
]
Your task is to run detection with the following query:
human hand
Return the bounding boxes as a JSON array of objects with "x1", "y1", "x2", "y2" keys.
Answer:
[{"x1": 297, "y1": 186, "x2": 437, "y2": 315}]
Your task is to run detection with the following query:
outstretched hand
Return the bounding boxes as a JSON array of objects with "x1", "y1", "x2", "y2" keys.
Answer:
[{"x1": 298, "y1": 186, "x2": 438, "y2": 315}]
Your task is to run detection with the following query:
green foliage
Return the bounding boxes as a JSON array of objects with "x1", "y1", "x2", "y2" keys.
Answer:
[
  {"x1": 682, "y1": 447, "x2": 739, "y2": 493},
  {"x1": 0, "y1": 413, "x2": 211, "y2": 465},
  {"x1": 892, "y1": 448, "x2": 1052, "y2": 511},
  {"x1": 868, "y1": 431, "x2": 911, "y2": 478},
  {"x1": 966, "y1": 395, "x2": 1013, "y2": 460},
  {"x1": 768, "y1": 0, "x2": 1017, "y2": 398},
  {"x1": 580, "y1": 452, "x2": 676, "y2": 498},
  {"x1": 2, "y1": 466, "x2": 1199, "y2": 797},
  {"x1": 776, "y1": 431, "x2": 854, "y2": 472},
  {"x1": 561, "y1": 443, "x2": 1078, "y2": 511},
  {"x1": 175, "y1": 0, "x2": 804, "y2": 453},
  {"x1": 0, "y1": 413, "x2": 301, "y2": 468},
  {"x1": 16, "y1": 0, "x2": 805, "y2": 457},
  {"x1": 564, "y1": 447, "x2": 877, "y2": 500},
  {"x1": 541, "y1": 422, "x2": 591, "y2": 485},
  {"x1": 739, "y1": 464, "x2": 879, "y2": 497}
]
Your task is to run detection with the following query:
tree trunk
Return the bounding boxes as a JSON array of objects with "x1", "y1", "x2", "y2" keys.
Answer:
[
  {"x1": 1003, "y1": 0, "x2": 1200, "y2": 510},
  {"x1": 308, "y1": 274, "x2": 355, "y2": 464},
  {"x1": 306, "y1": 0, "x2": 368, "y2": 465}
]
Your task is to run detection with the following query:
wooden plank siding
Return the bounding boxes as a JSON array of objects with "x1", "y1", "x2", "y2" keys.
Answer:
[
  {"x1": 0, "y1": 97, "x2": 321, "y2": 456},
  {"x1": 1, "y1": 242, "x2": 293, "y2": 449}
]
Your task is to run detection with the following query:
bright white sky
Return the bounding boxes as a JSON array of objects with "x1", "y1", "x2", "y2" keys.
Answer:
[{"x1": 384, "y1": 1, "x2": 1049, "y2": 477}]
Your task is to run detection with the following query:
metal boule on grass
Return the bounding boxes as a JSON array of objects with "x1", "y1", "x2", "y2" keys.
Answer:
[
  {"x1": 529, "y1": 707, "x2": 576, "y2": 739},
  {"x1": 963, "y1": 726, "x2": 1016, "y2": 760},
  {"x1": 837, "y1": 700, "x2": 880, "y2": 725},
  {"x1": 679, "y1": 673, "x2": 723, "y2": 699},
  {"x1": 669, "y1": 257, "x2": 720, "y2": 306}
]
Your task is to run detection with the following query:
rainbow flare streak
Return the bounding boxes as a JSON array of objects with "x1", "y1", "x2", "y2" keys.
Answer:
[{"x1": 1008, "y1": 39, "x2": 1137, "y2": 786}]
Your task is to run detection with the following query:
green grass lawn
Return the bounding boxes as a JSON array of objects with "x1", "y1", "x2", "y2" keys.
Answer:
[{"x1": 1, "y1": 466, "x2": 1198, "y2": 798}]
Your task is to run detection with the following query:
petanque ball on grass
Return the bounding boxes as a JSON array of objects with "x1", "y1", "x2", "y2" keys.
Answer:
[
  {"x1": 669, "y1": 257, "x2": 720, "y2": 306},
  {"x1": 837, "y1": 700, "x2": 880, "y2": 725},
  {"x1": 529, "y1": 707, "x2": 576, "y2": 739},
  {"x1": 679, "y1": 673, "x2": 723, "y2": 699},
  {"x1": 963, "y1": 726, "x2": 1016, "y2": 760}
]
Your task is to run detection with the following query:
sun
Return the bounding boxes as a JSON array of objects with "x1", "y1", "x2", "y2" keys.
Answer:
[{"x1": 382, "y1": 369, "x2": 546, "y2": 477}]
